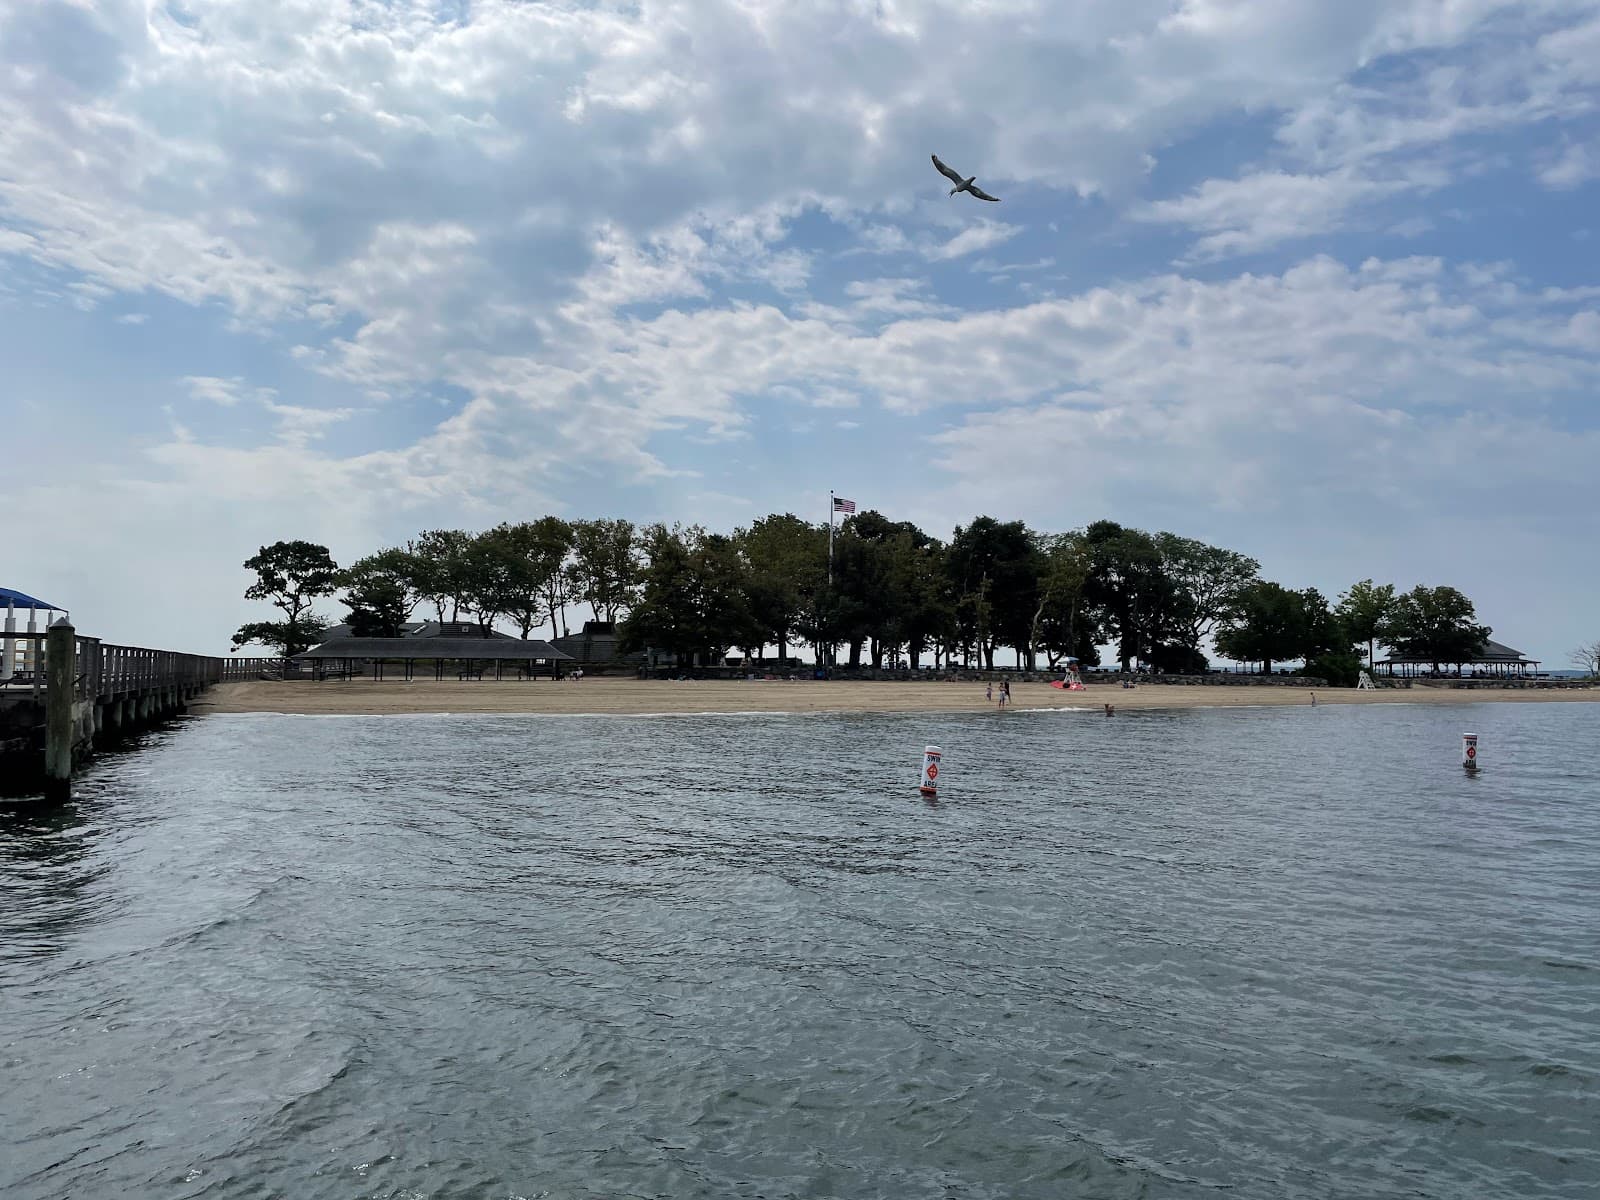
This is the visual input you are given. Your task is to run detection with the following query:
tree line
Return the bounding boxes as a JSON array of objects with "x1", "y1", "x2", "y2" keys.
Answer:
[{"x1": 231, "y1": 514, "x2": 1499, "y2": 686}]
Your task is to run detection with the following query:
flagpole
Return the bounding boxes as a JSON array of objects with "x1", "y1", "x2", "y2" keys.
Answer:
[
  {"x1": 828, "y1": 490, "x2": 835, "y2": 585},
  {"x1": 827, "y1": 491, "x2": 836, "y2": 671}
]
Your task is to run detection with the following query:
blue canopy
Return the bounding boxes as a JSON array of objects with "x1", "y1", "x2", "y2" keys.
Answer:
[{"x1": 0, "y1": 587, "x2": 60, "y2": 610}]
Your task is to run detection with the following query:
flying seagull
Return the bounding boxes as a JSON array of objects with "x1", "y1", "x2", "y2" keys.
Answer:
[{"x1": 931, "y1": 154, "x2": 1000, "y2": 202}]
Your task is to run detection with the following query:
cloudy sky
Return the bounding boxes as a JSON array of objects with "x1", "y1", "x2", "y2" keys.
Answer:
[{"x1": 3, "y1": 0, "x2": 1597, "y2": 663}]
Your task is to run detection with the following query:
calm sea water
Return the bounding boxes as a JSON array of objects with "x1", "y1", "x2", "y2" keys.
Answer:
[{"x1": 3, "y1": 702, "x2": 1598, "y2": 1199}]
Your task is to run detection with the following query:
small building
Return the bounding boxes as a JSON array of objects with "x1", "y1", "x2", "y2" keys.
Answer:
[
  {"x1": 1376, "y1": 639, "x2": 1540, "y2": 679},
  {"x1": 551, "y1": 620, "x2": 645, "y2": 667}
]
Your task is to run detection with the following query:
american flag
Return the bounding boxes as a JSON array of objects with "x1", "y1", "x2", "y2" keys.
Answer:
[{"x1": 833, "y1": 496, "x2": 857, "y2": 513}]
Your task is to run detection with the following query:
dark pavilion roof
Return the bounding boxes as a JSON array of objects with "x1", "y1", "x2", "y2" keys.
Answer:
[
  {"x1": 1378, "y1": 638, "x2": 1536, "y2": 664},
  {"x1": 303, "y1": 636, "x2": 571, "y2": 660},
  {"x1": 318, "y1": 620, "x2": 513, "y2": 641}
]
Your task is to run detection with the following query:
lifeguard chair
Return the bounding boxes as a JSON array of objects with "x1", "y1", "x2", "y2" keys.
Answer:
[{"x1": 1050, "y1": 657, "x2": 1086, "y2": 691}]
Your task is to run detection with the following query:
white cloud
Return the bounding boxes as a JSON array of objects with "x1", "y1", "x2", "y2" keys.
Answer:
[
  {"x1": 1137, "y1": 170, "x2": 1419, "y2": 257},
  {"x1": 927, "y1": 221, "x2": 1022, "y2": 260},
  {"x1": 181, "y1": 375, "x2": 275, "y2": 406},
  {"x1": 1540, "y1": 141, "x2": 1599, "y2": 188},
  {"x1": 151, "y1": 252, "x2": 1600, "y2": 518},
  {"x1": 0, "y1": 0, "x2": 1597, "y2": 658}
]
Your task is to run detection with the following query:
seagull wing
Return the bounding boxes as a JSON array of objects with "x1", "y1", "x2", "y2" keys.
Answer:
[
  {"x1": 931, "y1": 154, "x2": 966, "y2": 184},
  {"x1": 967, "y1": 185, "x2": 1002, "y2": 202}
]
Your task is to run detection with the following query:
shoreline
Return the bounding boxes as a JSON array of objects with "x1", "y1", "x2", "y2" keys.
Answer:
[{"x1": 190, "y1": 679, "x2": 1600, "y2": 717}]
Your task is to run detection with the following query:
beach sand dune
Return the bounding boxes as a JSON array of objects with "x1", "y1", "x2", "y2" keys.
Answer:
[{"x1": 191, "y1": 678, "x2": 1599, "y2": 717}]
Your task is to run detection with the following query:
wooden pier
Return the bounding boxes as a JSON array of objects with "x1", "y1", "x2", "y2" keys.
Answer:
[{"x1": 0, "y1": 620, "x2": 274, "y2": 801}]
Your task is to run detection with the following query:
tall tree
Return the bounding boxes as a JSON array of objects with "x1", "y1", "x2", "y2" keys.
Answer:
[
  {"x1": 947, "y1": 516, "x2": 1042, "y2": 668},
  {"x1": 737, "y1": 513, "x2": 827, "y2": 661},
  {"x1": 831, "y1": 511, "x2": 940, "y2": 667},
  {"x1": 412, "y1": 529, "x2": 476, "y2": 623},
  {"x1": 1336, "y1": 579, "x2": 1397, "y2": 671},
  {"x1": 529, "y1": 517, "x2": 577, "y2": 638},
  {"x1": 1380, "y1": 585, "x2": 1491, "y2": 672},
  {"x1": 457, "y1": 527, "x2": 532, "y2": 636},
  {"x1": 1030, "y1": 531, "x2": 1096, "y2": 668},
  {"x1": 569, "y1": 518, "x2": 641, "y2": 625},
  {"x1": 341, "y1": 548, "x2": 425, "y2": 636},
  {"x1": 232, "y1": 540, "x2": 340, "y2": 656},
  {"x1": 492, "y1": 519, "x2": 575, "y2": 639},
  {"x1": 341, "y1": 580, "x2": 409, "y2": 637},
  {"x1": 1215, "y1": 583, "x2": 1351, "y2": 676},
  {"x1": 620, "y1": 524, "x2": 761, "y2": 666},
  {"x1": 1083, "y1": 521, "x2": 1175, "y2": 671},
  {"x1": 893, "y1": 536, "x2": 953, "y2": 669},
  {"x1": 1213, "y1": 581, "x2": 1309, "y2": 675},
  {"x1": 1153, "y1": 533, "x2": 1259, "y2": 649}
]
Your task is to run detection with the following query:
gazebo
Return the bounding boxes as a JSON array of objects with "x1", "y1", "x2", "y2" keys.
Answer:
[
  {"x1": 1375, "y1": 639, "x2": 1539, "y2": 679},
  {"x1": 301, "y1": 636, "x2": 573, "y2": 681},
  {"x1": 2, "y1": 586, "x2": 64, "y2": 684}
]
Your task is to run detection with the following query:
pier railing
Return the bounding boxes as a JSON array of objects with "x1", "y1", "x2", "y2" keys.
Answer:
[
  {"x1": 1, "y1": 629, "x2": 279, "y2": 703},
  {"x1": 1, "y1": 623, "x2": 281, "y2": 799}
]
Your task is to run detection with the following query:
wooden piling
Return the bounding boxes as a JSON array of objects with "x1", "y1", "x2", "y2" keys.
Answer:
[{"x1": 44, "y1": 618, "x2": 76, "y2": 801}]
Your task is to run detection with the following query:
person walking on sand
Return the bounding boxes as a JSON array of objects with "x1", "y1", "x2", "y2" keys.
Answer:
[
  {"x1": 985, "y1": 681, "x2": 993, "y2": 702},
  {"x1": 1001, "y1": 679, "x2": 1011, "y2": 708}
]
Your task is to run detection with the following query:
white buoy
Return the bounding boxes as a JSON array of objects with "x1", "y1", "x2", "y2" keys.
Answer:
[
  {"x1": 919, "y1": 745, "x2": 941, "y2": 796},
  {"x1": 1463, "y1": 732, "x2": 1479, "y2": 772}
]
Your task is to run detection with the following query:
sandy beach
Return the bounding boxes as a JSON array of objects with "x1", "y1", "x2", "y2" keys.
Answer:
[{"x1": 190, "y1": 678, "x2": 1600, "y2": 716}]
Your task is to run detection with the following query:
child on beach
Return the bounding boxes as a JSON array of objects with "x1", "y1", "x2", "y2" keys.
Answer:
[{"x1": 985, "y1": 682, "x2": 993, "y2": 702}]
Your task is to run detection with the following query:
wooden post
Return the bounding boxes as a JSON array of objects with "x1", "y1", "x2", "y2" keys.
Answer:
[{"x1": 45, "y1": 618, "x2": 76, "y2": 801}]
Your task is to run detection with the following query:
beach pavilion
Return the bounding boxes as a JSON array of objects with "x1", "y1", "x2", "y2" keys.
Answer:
[
  {"x1": 301, "y1": 635, "x2": 573, "y2": 681},
  {"x1": 1374, "y1": 639, "x2": 1540, "y2": 679}
]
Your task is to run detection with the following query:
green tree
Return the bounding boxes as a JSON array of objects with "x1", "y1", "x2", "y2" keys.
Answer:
[
  {"x1": 524, "y1": 517, "x2": 577, "y2": 638},
  {"x1": 569, "y1": 518, "x2": 642, "y2": 625},
  {"x1": 1296, "y1": 588, "x2": 1361, "y2": 685},
  {"x1": 893, "y1": 537, "x2": 953, "y2": 668},
  {"x1": 1030, "y1": 531, "x2": 1097, "y2": 668},
  {"x1": 831, "y1": 512, "x2": 940, "y2": 667},
  {"x1": 1214, "y1": 581, "x2": 1310, "y2": 675},
  {"x1": 492, "y1": 519, "x2": 575, "y2": 639},
  {"x1": 341, "y1": 548, "x2": 425, "y2": 637},
  {"x1": 737, "y1": 513, "x2": 826, "y2": 661},
  {"x1": 1380, "y1": 585, "x2": 1491, "y2": 672},
  {"x1": 342, "y1": 578, "x2": 410, "y2": 637},
  {"x1": 412, "y1": 529, "x2": 475, "y2": 623},
  {"x1": 1153, "y1": 532, "x2": 1259, "y2": 650},
  {"x1": 456, "y1": 527, "x2": 531, "y2": 636},
  {"x1": 620, "y1": 524, "x2": 762, "y2": 666},
  {"x1": 1216, "y1": 583, "x2": 1353, "y2": 676},
  {"x1": 947, "y1": 516, "x2": 1042, "y2": 668},
  {"x1": 1083, "y1": 521, "x2": 1180, "y2": 671},
  {"x1": 1336, "y1": 579, "x2": 1397, "y2": 671},
  {"x1": 232, "y1": 540, "x2": 339, "y2": 656}
]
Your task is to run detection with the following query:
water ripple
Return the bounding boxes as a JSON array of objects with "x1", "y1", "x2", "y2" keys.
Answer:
[{"x1": 3, "y1": 703, "x2": 1599, "y2": 1199}]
